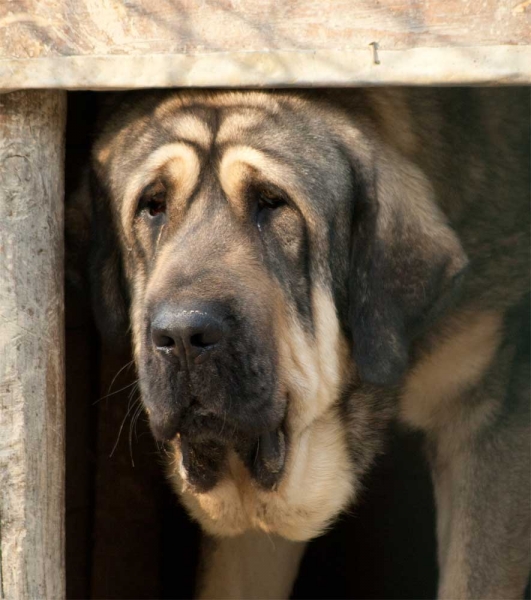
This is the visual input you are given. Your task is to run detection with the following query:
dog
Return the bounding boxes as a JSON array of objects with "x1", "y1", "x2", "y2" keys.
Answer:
[{"x1": 76, "y1": 88, "x2": 530, "y2": 599}]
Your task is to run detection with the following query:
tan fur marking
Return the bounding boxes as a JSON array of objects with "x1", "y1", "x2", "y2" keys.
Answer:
[
  {"x1": 219, "y1": 146, "x2": 299, "y2": 213},
  {"x1": 94, "y1": 143, "x2": 111, "y2": 167},
  {"x1": 217, "y1": 109, "x2": 272, "y2": 146},
  {"x1": 197, "y1": 532, "x2": 306, "y2": 600},
  {"x1": 121, "y1": 143, "x2": 200, "y2": 240},
  {"x1": 171, "y1": 113, "x2": 212, "y2": 148},
  {"x1": 277, "y1": 287, "x2": 350, "y2": 433},
  {"x1": 400, "y1": 311, "x2": 503, "y2": 431}
]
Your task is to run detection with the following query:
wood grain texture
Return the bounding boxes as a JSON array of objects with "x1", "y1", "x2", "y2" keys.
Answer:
[
  {"x1": 0, "y1": 0, "x2": 530, "y2": 87},
  {"x1": 0, "y1": 90, "x2": 66, "y2": 599},
  {"x1": 1, "y1": 0, "x2": 528, "y2": 59}
]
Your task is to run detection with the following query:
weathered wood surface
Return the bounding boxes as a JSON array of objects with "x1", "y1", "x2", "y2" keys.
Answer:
[
  {"x1": 0, "y1": 0, "x2": 530, "y2": 88},
  {"x1": 0, "y1": 90, "x2": 66, "y2": 599}
]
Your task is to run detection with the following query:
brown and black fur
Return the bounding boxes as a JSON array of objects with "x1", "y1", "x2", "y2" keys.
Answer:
[{"x1": 73, "y1": 88, "x2": 530, "y2": 599}]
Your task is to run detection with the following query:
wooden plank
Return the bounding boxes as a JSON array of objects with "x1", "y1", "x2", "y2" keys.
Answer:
[
  {"x1": 0, "y1": 0, "x2": 530, "y2": 88},
  {"x1": 0, "y1": 90, "x2": 66, "y2": 599},
  {"x1": 2, "y1": 46, "x2": 530, "y2": 89}
]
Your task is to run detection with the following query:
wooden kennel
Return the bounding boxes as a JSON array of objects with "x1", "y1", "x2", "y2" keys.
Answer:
[{"x1": 0, "y1": 1, "x2": 529, "y2": 597}]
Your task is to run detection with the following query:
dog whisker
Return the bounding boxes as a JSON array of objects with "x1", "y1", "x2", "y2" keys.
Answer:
[
  {"x1": 109, "y1": 394, "x2": 141, "y2": 459},
  {"x1": 128, "y1": 400, "x2": 145, "y2": 466},
  {"x1": 93, "y1": 377, "x2": 139, "y2": 405}
]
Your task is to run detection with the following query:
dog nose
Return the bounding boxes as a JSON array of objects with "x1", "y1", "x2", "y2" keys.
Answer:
[{"x1": 151, "y1": 306, "x2": 225, "y2": 365}]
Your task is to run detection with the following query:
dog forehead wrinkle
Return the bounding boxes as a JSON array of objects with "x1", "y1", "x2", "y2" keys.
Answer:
[
  {"x1": 163, "y1": 112, "x2": 213, "y2": 149},
  {"x1": 220, "y1": 146, "x2": 288, "y2": 184},
  {"x1": 216, "y1": 105, "x2": 280, "y2": 145}
]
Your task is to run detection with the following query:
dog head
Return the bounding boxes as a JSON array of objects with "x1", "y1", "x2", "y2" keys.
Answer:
[{"x1": 87, "y1": 90, "x2": 467, "y2": 534}]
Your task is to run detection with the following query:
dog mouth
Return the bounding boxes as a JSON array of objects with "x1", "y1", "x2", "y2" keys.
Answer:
[{"x1": 170, "y1": 412, "x2": 288, "y2": 493}]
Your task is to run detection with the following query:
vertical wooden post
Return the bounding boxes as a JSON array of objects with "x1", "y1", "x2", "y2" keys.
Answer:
[{"x1": 0, "y1": 91, "x2": 66, "y2": 599}]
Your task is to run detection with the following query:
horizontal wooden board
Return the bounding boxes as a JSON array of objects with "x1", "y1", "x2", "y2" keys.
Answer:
[
  {"x1": 1, "y1": 46, "x2": 530, "y2": 89},
  {"x1": 0, "y1": 1, "x2": 530, "y2": 90}
]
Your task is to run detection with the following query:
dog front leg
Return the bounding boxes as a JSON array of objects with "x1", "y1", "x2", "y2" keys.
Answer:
[
  {"x1": 430, "y1": 407, "x2": 530, "y2": 600},
  {"x1": 197, "y1": 531, "x2": 307, "y2": 599}
]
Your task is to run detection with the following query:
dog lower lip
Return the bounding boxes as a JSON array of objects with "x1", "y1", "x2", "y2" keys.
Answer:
[
  {"x1": 171, "y1": 412, "x2": 288, "y2": 491},
  {"x1": 248, "y1": 427, "x2": 287, "y2": 489},
  {"x1": 258, "y1": 428, "x2": 286, "y2": 475},
  {"x1": 179, "y1": 434, "x2": 228, "y2": 492},
  {"x1": 149, "y1": 411, "x2": 182, "y2": 442}
]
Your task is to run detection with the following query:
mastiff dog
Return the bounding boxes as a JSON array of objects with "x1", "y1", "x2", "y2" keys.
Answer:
[{"x1": 78, "y1": 88, "x2": 530, "y2": 598}]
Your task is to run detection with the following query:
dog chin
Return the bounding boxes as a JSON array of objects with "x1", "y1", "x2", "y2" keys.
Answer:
[{"x1": 170, "y1": 416, "x2": 288, "y2": 493}]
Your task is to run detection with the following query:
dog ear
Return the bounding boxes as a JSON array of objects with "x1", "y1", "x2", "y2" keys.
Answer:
[
  {"x1": 349, "y1": 148, "x2": 468, "y2": 386},
  {"x1": 88, "y1": 168, "x2": 130, "y2": 342}
]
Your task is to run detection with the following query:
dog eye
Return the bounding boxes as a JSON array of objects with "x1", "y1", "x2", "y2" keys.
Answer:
[
  {"x1": 256, "y1": 187, "x2": 287, "y2": 212},
  {"x1": 145, "y1": 193, "x2": 167, "y2": 217},
  {"x1": 137, "y1": 183, "x2": 167, "y2": 219}
]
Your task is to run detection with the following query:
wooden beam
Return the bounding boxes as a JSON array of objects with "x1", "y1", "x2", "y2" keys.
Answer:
[
  {"x1": 2, "y1": 46, "x2": 530, "y2": 89},
  {"x1": 0, "y1": 90, "x2": 66, "y2": 599},
  {"x1": 0, "y1": 0, "x2": 529, "y2": 88}
]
